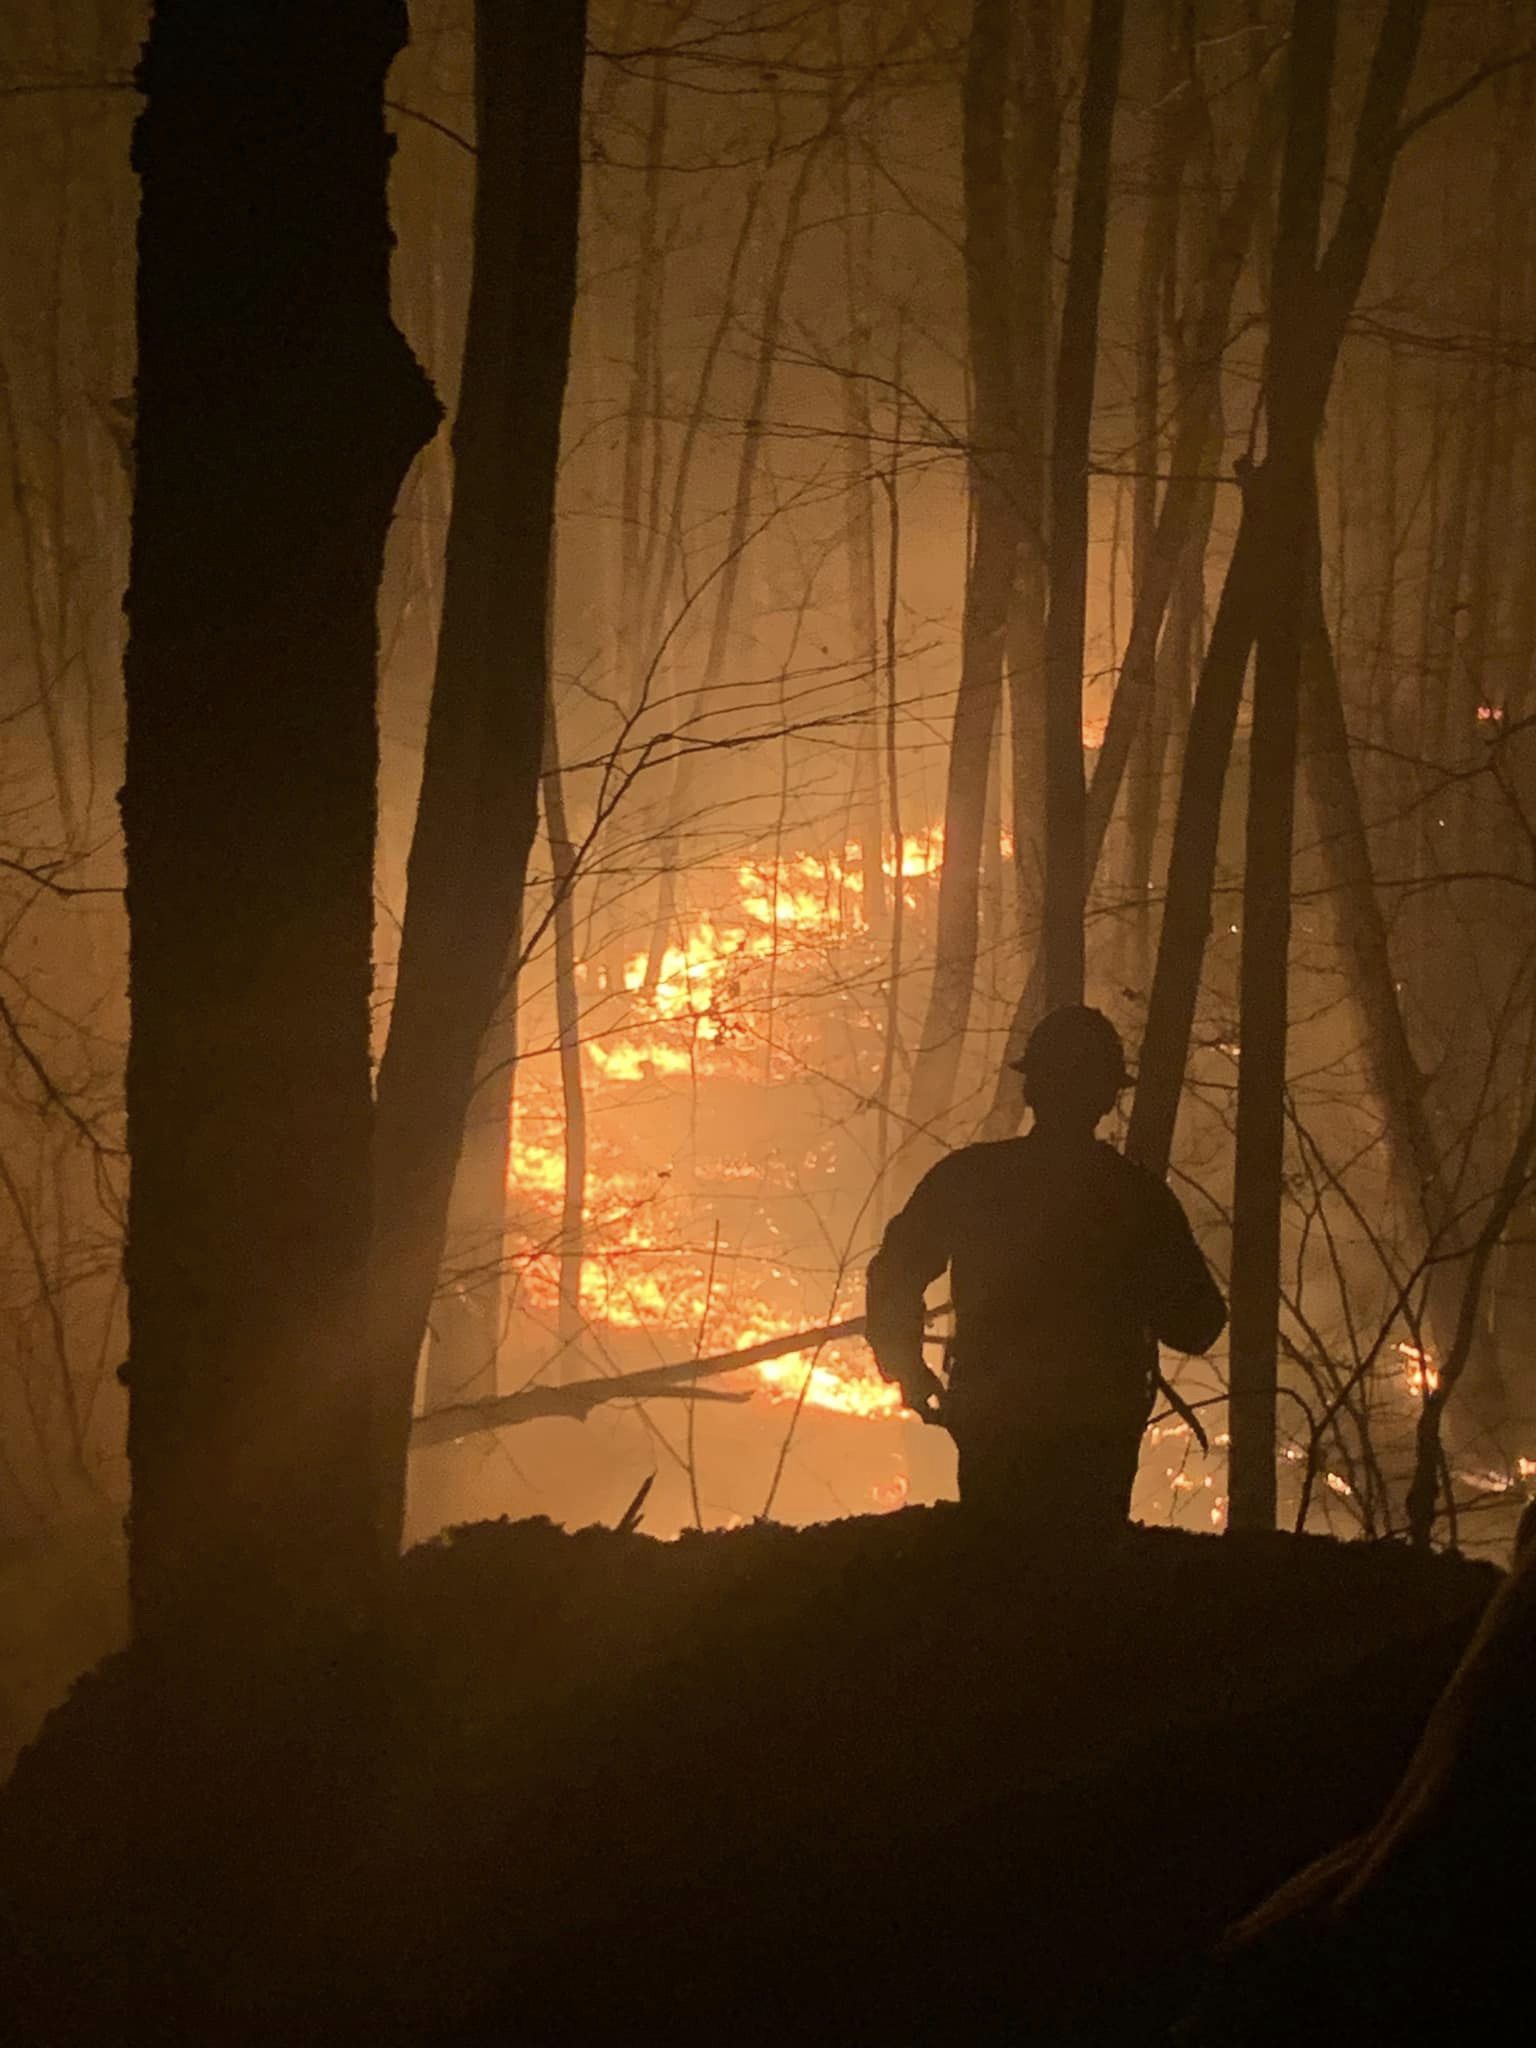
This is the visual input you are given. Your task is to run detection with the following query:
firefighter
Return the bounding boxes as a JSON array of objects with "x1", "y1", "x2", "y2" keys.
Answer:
[{"x1": 866, "y1": 1005, "x2": 1226, "y2": 1529}]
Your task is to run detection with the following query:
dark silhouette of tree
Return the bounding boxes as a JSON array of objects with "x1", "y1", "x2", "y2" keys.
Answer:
[
  {"x1": 982, "y1": 29, "x2": 1279, "y2": 1139},
  {"x1": 904, "y1": 0, "x2": 1023, "y2": 1145},
  {"x1": 122, "y1": 0, "x2": 439, "y2": 1634},
  {"x1": 370, "y1": 0, "x2": 587, "y2": 1557},
  {"x1": 1041, "y1": 0, "x2": 1123, "y2": 1012},
  {"x1": 1128, "y1": 0, "x2": 1431, "y2": 1195},
  {"x1": 1222, "y1": 0, "x2": 1341, "y2": 1530}
]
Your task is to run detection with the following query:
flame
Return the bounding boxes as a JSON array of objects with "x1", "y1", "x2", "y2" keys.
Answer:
[
  {"x1": 506, "y1": 841, "x2": 929, "y2": 1423},
  {"x1": 1397, "y1": 1339, "x2": 1440, "y2": 1398}
]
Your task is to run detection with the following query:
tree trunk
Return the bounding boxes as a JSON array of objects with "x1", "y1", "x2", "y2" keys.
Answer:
[
  {"x1": 1125, "y1": 0, "x2": 1429, "y2": 1188},
  {"x1": 1123, "y1": 510, "x2": 1263, "y2": 1176},
  {"x1": 1228, "y1": 0, "x2": 1429, "y2": 1528},
  {"x1": 370, "y1": 0, "x2": 586, "y2": 1559},
  {"x1": 1041, "y1": 0, "x2": 1124, "y2": 1012},
  {"x1": 122, "y1": 0, "x2": 439, "y2": 1637},
  {"x1": 1123, "y1": 4, "x2": 1198, "y2": 984},
  {"x1": 1003, "y1": 0, "x2": 1060, "y2": 951},
  {"x1": 833, "y1": 0, "x2": 887, "y2": 931},
  {"x1": 903, "y1": 0, "x2": 1021, "y2": 1147},
  {"x1": 618, "y1": 52, "x2": 669, "y2": 695},
  {"x1": 542, "y1": 702, "x2": 588, "y2": 1374},
  {"x1": 874, "y1": 413, "x2": 907, "y2": 1214},
  {"x1": 982, "y1": 71, "x2": 1280, "y2": 1135},
  {"x1": 1298, "y1": 553, "x2": 1467, "y2": 1342},
  {"x1": 1225, "y1": 0, "x2": 1338, "y2": 1532},
  {"x1": 421, "y1": 971, "x2": 518, "y2": 1414}
]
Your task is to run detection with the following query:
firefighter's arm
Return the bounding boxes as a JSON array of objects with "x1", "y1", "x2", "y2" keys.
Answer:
[
  {"x1": 1145, "y1": 1182, "x2": 1228, "y2": 1355},
  {"x1": 865, "y1": 1161, "x2": 954, "y2": 1412}
]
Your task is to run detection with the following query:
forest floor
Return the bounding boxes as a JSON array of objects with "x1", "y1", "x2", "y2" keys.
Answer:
[{"x1": 0, "y1": 1508, "x2": 1499, "y2": 2045}]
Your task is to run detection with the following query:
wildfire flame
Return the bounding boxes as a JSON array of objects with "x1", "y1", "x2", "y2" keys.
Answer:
[
  {"x1": 508, "y1": 835, "x2": 942, "y2": 1428},
  {"x1": 1397, "y1": 1340, "x2": 1440, "y2": 1398}
]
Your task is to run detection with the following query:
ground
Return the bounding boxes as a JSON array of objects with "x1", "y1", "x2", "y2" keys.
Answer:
[{"x1": 0, "y1": 1509, "x2": 1498, "y2": 2044}]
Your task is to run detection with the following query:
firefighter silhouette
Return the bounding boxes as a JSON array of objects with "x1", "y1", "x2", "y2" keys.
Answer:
[{"x1": 866, "y1": 1006, "x2": 1226, "y2": 1527}]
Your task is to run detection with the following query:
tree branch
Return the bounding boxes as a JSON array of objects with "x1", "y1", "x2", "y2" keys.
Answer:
[{"x1": 411, "y1": 1315, "x2": 871, "y2": 1448}]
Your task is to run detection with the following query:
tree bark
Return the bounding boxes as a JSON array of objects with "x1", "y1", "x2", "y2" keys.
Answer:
[
  {"x1": 370, "y1": 0, "x2": 586, "y2": 1559},
  {"x1": 122, "y1": 0, "x2": 439, "y2": 1636}
]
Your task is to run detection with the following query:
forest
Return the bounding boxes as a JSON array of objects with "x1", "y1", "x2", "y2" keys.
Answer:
[{"x1": 1, "y1": 1, "x2": 1535, "y2": 2041}]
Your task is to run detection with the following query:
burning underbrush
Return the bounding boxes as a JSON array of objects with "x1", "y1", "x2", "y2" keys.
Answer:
[
  {"x1": 484, "y1": 826, "x2": 1532, "y2": 1549},
  {"x1": 502, "y1": 836, "x2": 943, "y2": 1479},
  {"x1": 497, "y1": 831, "x2": 1239, "y2": 1534}
]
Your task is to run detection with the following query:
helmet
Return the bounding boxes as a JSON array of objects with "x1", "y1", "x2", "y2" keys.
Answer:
[{"x1": 1010, "y1": 1004, "x2": 1127, "y2": 1107}]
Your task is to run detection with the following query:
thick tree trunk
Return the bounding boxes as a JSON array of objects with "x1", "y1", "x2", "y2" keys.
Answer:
[
  {"x1": 122, "y1": 0, "x2": 439, "y2": 1636},
  {"x1": 371, "y1": 0, "x2": 586, "y2": 1558},
  {"x1": 1040, "y1": 0, "x2": 1124, "y2": 1012}
]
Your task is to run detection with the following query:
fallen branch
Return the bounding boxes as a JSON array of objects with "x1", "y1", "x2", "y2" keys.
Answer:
[{"x1": 411, "y1": 1315, "x2": 870, "y2": 1449}]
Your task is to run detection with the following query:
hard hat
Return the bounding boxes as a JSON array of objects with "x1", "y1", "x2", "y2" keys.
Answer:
[{"x1": 1009, "y1": 1004, "x2": 1128, "y2": 1094}]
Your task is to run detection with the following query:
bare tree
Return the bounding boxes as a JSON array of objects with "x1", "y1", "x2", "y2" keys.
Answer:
[
  {"x1": 122, "y1": 0, "x2": 440, "y2": 1634},
  {"x1": 370, "y1": 0, "x2": 587, "y2": 1557},
  {"x1": 1128, "y1": 0, "x2": 1431, "y2": 1188},
  {"x1": 1040, "y1": 0, "x2": 1124, "y2": 1011},
  {"x1": 1225, "y1": 0, "x2": 1341, "y2": 1531},
  {"x1": 904, "y1": 0, "x2": 1032, "y2": 1145}
]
